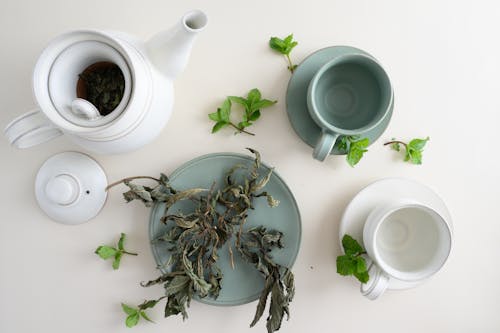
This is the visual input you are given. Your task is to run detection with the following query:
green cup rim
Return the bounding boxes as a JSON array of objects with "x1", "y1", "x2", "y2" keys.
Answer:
[{"x1": 307, "y1": 53, "x2": 394, "y2": 136}]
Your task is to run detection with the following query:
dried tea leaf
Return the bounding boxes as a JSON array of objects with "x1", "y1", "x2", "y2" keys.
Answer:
[
  {"x1": 109, "y1": 149, "x2": 294, "y2": 331},
  {"x1": 79, "y1": 63, "x2": 125, "y2": 116},
  {"x1": 266, "y1": 281, "x2": 286, "y2": 333},
  {"x1": 150, "y1": 184, "x2": 170, "y2": 201},
  {"x1": 165, "y1": 275, "x2": 190, "y2": 296},
  {"x1": 250, "y1": 275, "x2": 273, "y2": 327},
  {"x1": 139, "y1": 299, "x2": 160, "y2": 310},
  {"x1": 266, "y1": 194, "x2": 280, "y2": 207},
  {"x1": 182, "y1": 252, "x2": 212, "y2": 297},
  {"x1": 124, "y1": 181, "x2": 153, "y2": 206},
  {"x1": 166, "y1": 188, "x2": 206, "y2": 207},
  {"x1": 251, "y1": 168, "x2": 273, "y2": 192}
]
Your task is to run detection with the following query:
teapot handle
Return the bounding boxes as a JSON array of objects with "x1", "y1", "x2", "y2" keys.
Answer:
[{"x1": 4, "y1": 110, "x2": 63, "y2": 148}]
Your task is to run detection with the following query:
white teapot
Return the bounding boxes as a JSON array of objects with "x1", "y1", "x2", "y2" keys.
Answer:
[{"x1": 5, "y1": 10, "x2": 207, "y2": 154}]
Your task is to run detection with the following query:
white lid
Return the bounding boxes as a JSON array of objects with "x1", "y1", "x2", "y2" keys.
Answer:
[{"x1": 35, "y1": 152, "x2": 107, "y2": 224}]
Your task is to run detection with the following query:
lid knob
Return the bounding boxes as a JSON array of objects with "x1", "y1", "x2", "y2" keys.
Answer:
[{"x1": 45, "y1": 174, "x2": 80, "y2": 205}]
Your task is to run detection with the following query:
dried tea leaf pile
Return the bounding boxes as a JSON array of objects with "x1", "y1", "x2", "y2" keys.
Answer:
[{"x1": 108, "y1": 149, "x2": 295, "y2": 333}]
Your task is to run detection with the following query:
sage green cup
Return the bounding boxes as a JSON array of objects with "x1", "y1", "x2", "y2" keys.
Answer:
[{"x1": 307, "y1": 53, "x2": 393, "y2": 161}]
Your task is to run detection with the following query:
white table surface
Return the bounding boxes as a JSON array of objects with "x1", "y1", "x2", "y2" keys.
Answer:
[{"x1": 1, "y1": 0, "x2": 498, "y2": 332}]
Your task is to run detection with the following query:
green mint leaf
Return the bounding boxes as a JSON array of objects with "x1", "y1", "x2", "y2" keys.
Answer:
[
  {"x1": 404, "y1": 149, "x2": 411, "y2": 162},
  {"x1": 408, "y1": 137, "x2": 429, "y2": 151},
  {"x1": 228, "y1": 96, "x2": 248, "y2": 106},
  {"x1": 353, "y1": 270, "x2": 369, "y2": 283},
  {"x1": 347, "y1": 146, "x2": 367, "y2": 167},
  {"x1": 238, "y1": 121, "x2": 252, "y2": 129},
  {"x1": 354, "y1": 256, "x2": 367, "y2": 274},
  {"x1": 208, "y1": 111, "x2": 220, "y2": 121},
  {"x1": 341, "y1": 234, "x2": 363, "y2": 255},
  {"x1": 386, "y1": 137, "x2": 429, "y2": 164},
  {"x1": 408, "y1": 149, "x2": 423, "y2": 164},
  {"x1": 218, "y1": 98, "x2": 231, "y2": 123},
  {"x1": 269, "y1": 37, "x2": 287, "y2": 54},
  {"x1": 241, "y1": 112, "x2": 248, "y2": 122},
  {"x1": 112, "y1": 252, "x2": 123, "y2": 270},
  {"x1": 121, "y1": 303, "x2": 137, "y2": 316},
  {"x1": 346, "y1": 137, "x2": 369, "y2": 167},
  {"x1": 338, "y1": 136, "x2": 348, "y2": 152},
  {"x1": 248, "y1": 110, "x2": 261, "y2": 121},
  {"x1": 125, "y1": 312, "x2": 140, "y2": 328},
  {"x1": 270, "y1": 34, "x2": 298, "y2": 73},
  {"x1": 211, "y1": 90, "x2": 275, "y2": 135},
  {"x1": 336, "y1": 255, "x2": 355, "y2": 276},
  {"x1": 140, "y1": 311, "x2": 154, "y2": 323},
  {"x1": 337, "y1": 235, "x2": 369, "y2": 283},
  {"x1": 251, "y1": 99, "x2": 277, "y2": 112},
  {"x1": 118, "y1": 233, "x2": 126, "y2": 251},
  {"x1": 247, "y1": 88, "x2": 262, "y2": 105},
  {"x1": 211, "y1": 121, "x2": 227, "y2": 133},
  {"x1": 95, "y1": 245, "x2": 117, "y2": 259}
]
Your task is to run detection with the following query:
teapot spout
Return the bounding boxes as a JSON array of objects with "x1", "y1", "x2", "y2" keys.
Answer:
[{"x1": 146, "y1": 10, "x2": 207, "y2": 79}]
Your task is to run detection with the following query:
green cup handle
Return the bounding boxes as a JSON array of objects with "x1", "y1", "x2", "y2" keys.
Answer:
[{"x1": 313, "y1": 131, "x2": 339, "y2": 161}]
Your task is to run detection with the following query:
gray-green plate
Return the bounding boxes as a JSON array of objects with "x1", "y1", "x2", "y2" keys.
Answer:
[
  {"x1": 149, "y1": 152, "x2": 302, "y2": 306},
  {"x1": 286, "y1": 46, "x2": 394, "y2": 154}
]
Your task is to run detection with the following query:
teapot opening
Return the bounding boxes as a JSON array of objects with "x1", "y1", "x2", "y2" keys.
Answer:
[
  {"x1": 48, "y1": 40, "x2": 132, "y2": 128},
  {"x1": 76, "y1": 61, "x2": 125, "y2": 117}
]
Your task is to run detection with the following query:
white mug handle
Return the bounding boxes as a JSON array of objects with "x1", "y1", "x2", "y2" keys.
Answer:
[
  {"x1": 360, "y1": 261, "x2": 390, "y2": 300},
  {"x1": 4, "y1": 110, "x2": 63, "y2": 148}
]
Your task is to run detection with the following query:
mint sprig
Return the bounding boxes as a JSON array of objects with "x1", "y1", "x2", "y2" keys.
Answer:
[
  {"x1": 269, "y1": 34, "x2": 298, "y2": 73},
  {"x1": 95, "y1": 233, "x2": 137, "y2": 270},
  {"x1": 208, "y1": 88, "x2": 276, "y2": 136},
  {"x1": 384, "y1": 137, "x2": 430, "y2": 164},
  {"x1": 338, "y1": 136, "x2": 370, "y2": 167},
  {"x1": 336, "y1": 235, "x2": 369, "y2": 283},
  {"x1": 122, "y1": 300, "x2": 160, "y2": 328}
]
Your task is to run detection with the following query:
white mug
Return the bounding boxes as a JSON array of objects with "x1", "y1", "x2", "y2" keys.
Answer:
[{"x1": 361, "y1": 200, "x2": 452, "y2": 300}]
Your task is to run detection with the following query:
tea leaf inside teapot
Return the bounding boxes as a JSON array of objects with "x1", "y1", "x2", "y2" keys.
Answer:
[{"x1": 78, "y1": 62, "x2": 125, "y2": 116}]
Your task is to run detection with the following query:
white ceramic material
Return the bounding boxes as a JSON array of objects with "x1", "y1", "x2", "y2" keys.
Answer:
[
  {"x1": 361, "y1": 201, "x2": 452, "y2": 300},
  {"x1": 4, "y1": 10, "x2": 207, "y2": 154},
  {"x1": 35, "y1": 152, "x2": 107, "y2": 224},
  {"x1": 339, "y1": 178, "x2": 453, "y2": 296}
]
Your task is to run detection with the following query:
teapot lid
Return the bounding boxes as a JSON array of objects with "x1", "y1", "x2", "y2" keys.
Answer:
[{"x1": 35, "y1": 152, "x2": 107, "y2": 224}]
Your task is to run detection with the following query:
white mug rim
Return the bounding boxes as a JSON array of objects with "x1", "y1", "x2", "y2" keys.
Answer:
[{"x1": 367, "y1": 202, "x2": 452, "y2": 282}]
